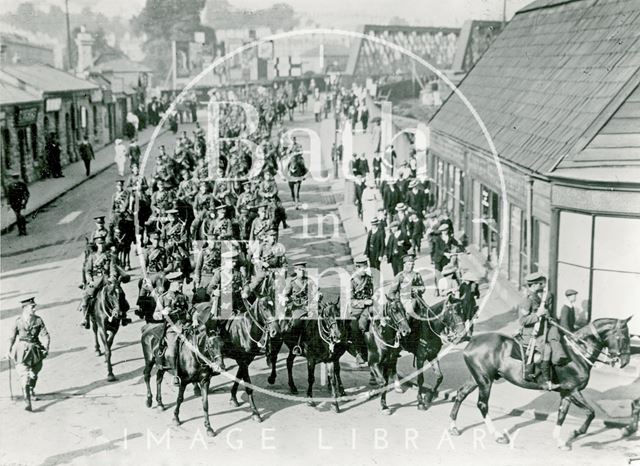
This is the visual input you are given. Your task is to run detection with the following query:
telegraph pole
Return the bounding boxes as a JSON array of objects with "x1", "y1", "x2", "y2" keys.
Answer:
[{"x1": 65, "y1": 0, "x2": 72, "y2": 70}]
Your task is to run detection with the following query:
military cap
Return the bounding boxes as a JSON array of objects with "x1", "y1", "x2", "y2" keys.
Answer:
[
  {"x1": 94, "y1": 215, "x2": 106, "y2": 223},
  {"x1": 525, "y1": 272, "x2": 546, "y2": 283},
  {"x1": 389, "y1": 221, "x2": 400, "y2": 229},
  {"x1": 292, "y1": 261, "x2": 306, "y2": 267},
  {"x1": 166, "y1": 271, "x2": 183, "y2": 281},
  {"x1": 438, "y1": 223, "x2": 450, "y2": 232},
  {"x1": 402, "y1": 253, "x2": 416, "y2": 263},
  {"x1": 565, "y1": 288, "x2": 578, "y2": 297},
  {"x1": 115, "y1": 179, "x2": 124, "y2": 185},
  {"x1": 265, "y1": 228, "x2": 277, "y2": 235},
  {"x1": 20, "y1": 297, "x2": 36, "y2": 306},
  {"x1": 370, "y1": 218, "x2": 379, "y2": 225},
  {"x1": 395, "y1": 203, "x2": 407, "y2": 211},
  {"x1": 221, "y1": 250, "x2": 239, "y2": 259},
  {"x1": 215, "y1": 205, "x2": 227, "y2": 211},
  {"x1": 166, "y1": 209, "x2": 179, "y2": 214},
  {"x1": 442, "y1": 264, "x2": 457, "y2": 276},
  {"x1": 355, "y1": 255, "x2": 368, "y2": 265}
]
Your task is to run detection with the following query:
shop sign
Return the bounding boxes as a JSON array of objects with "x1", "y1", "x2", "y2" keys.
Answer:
[
  {"x1": 45, "y1": 97, "x2": 62, "y2": 112},
  {"x1": 15, "y1": 106, "x2": 39, "y2": 126}
]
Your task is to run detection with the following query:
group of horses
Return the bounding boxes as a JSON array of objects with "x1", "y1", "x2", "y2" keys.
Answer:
[{"x1": 83, "y1": 276, "x2": 633, "y2": 448}]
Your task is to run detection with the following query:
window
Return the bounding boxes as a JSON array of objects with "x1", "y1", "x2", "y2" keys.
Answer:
[
  {"x1": 481, "y1": 185, "x2": 500, "y2": 265},
  {"x1": 2, "y1": 128, "x2": 11, "y2": 169},
  {"x1": 532, "y1": 219, "x2": 550, "y2": 276},
  {"x1": 92, "y1": 105, "x2": 98, "y2": 136}
]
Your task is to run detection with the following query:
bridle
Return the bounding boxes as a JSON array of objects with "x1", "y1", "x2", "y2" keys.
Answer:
[
  {"x1": 317, "y1": 302, "x2": 341, "y2": 352},
  {"x1": 371, "y1": 301, "x2": 409, "y2": 349},
  {"x1": 566, "y1": 320, "x2": 630, "y2": 367},
  {"x1": 242, "y1": 297, "x2": 278, "y2": 348}
]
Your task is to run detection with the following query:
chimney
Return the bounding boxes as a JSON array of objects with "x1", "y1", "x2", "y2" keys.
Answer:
[{"x1": 75, "y1": 26, "x2": 94, "y2": 73}]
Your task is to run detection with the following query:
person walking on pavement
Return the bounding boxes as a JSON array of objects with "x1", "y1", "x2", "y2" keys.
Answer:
[
  {"x1": 7, "y1": 172, "x2": 30, "y2": 236},
  {"x1": 128, "y1": 138, "x2": 141, "y2": 169},
  {"x1": 114, "y1": 139, "x2": 127, "y2": 177},
  {"x1": 361, "y1": 179, "x2": 381, "y2": 229},
  {"x1": 78, "y1": 135, "x2": 95, "y2": 177},
  {"x1": 46, "y1": 132, "x2": 63, "y2": 178},
  {"x1": 7, "y1": 297, "x2": 50, "y2": 411},
  {"x1": 365, "y1": 218, "x2": 385, "y2": 271}
]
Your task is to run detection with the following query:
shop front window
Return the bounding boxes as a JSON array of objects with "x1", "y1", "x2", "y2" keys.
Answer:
[{"x1": 481, "y1": 185, "x2": 500, "y2": 266}]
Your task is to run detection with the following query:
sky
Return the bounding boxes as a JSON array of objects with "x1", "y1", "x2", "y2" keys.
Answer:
[{"x1": 0, "y1": 0, "x2": 534, "y2": 26}]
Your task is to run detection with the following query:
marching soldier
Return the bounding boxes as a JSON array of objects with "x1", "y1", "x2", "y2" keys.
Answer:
[
  {"x1": 519, "y1": 272, "x2": 560, "y2": 390},
  {"x1": 7, "y1": 172, "x2": 30, "y2": 236},
  {"x1": 390, "y1": 254, "x2": 425, "y2": 320},
  {"x1": 350, "y1": 255, "x2": 374, "y2": 365},
  {"x1": 7, "y1": 297, "x2": 50, "y2": 411}
]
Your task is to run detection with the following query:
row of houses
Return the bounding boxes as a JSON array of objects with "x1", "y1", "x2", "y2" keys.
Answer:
[
  {"x1": 0, "y1": 29, "x2": 151, "y2": 188},
  {"x1": 420, "y1": 0, "x2": 640, "y2": 334}
]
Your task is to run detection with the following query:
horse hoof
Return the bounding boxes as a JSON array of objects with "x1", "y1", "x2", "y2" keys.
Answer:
[
  {"x1": 417, "y1": 403, "x2": 427, "y2": 411},
  {"x1": 381, "y1": 407, "x2": 392, "y2": 416},
  {"x1": 267, "y1": 375, "x2": 276, "y2": 385},
  {"x1": 307, "y1": 399, "x2": 316, "y2": 407},
  {"x1": 172, "y1": 418, "x2": 181, "y2": 427},
  {"x1": 252, "y1": 414, "x2": 263, "y2": 423},
  {"x1": 367, "y1": 390, "x2": 377, "y2": 400},
  {"x1": 95, "y1": 350, "x2": 102, "y2": 357},
  {"x1": 229, "y1": 398, "x2": 240, "y2": 407},
  {"x1": 156, "y1": 403, "x2": 165, "y2": 411},
  {"x1": 558, "y1": 443, "x2": 571, "y2": 451},
  {"x1": 330, "y1": 404, "x2": 340, "y2": 414},
  {"x1": 289, "y1": 386, "x2": 298, "y2": 395},
  {"x1": 339, "y1": 390, "x2": 347, "y2": 398},
  {"x1": 495, "y1": 435, "x2": 509, "y2": 445},
  {"x1": 206, "y1": 428, "x2": 216, "y2": 437},
  {"x1": 394, "y1": 386, "x2": 403, "y2": 394},
  {"x1": 107, "y1": 374, "x2": 117, "y2": 382},
  {"x1": 449, "y1": 427, "x2": 461, "y2": 436},
  {"x1": 146, "y1": 397, "x2": 152, "y2": 408},
  {"x1": 570, "y1": 430, "x2": 581, "y2": 440}
]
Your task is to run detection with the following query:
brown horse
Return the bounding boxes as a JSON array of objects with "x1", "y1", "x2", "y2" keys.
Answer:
[
  {"x1": 364, "y1": 298, "x2": 412, "y2": 414},
  {"x1": 140, "y1": 323, "x2": 225, "y2": 436},
  {"x1": 397, "y1": 297, "x2": 466, "y2": 410},
  {"x1": 90, "y1": 281, "x2": 127, "y2": 381},
  {"x1": 449, "y1": 317, "x2": 633, "y2": 450}
]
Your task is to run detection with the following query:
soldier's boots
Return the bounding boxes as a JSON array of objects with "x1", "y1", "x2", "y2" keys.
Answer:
[
  {"x1": 23, "y1": 386, "x2": 32, "y2": 412},
  {"x1": 539, "y1": 362, "x2": 560, "y2": 391}
]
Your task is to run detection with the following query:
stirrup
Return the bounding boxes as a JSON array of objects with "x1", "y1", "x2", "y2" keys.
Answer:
[{"x1": 292, "y1": 345, "x2": 302, "y2": 356}]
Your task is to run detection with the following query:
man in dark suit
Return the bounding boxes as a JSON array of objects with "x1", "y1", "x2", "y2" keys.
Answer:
[
  {"x1": 78, "y1": 136, "x2": 95, "y2": 177},
  {"x1": 385, "y1": 221, "x2": 409, "y2": 275},
  {"x1": 558, "y1": 289, "x2": 579, "y2": 332},
  {"x1": 382, "y1": 179, "x2": 399, "y2": 223},
  {"x1": 372, "y1": 152, "x2": 382, "y2": 187},
  {"x1": 365, "y1": 218, "x2": 385, "y2": 270},
  {"x1": 7, "y1": 172, "x2": 30, "y2": 236},
  {"x1": 406, "y1": 179, "x2": 426, "y2": 219}
]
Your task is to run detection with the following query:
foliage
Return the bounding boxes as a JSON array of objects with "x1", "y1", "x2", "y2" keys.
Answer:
[{"x1": 202, "y1": 0, "x2": 299, "y2": 31}]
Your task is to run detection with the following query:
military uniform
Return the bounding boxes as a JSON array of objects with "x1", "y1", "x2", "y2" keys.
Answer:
[
  {"x1": 8, "y1": 299, "x2": 50, "y2": 411},
  {"x1": 7, "y1": 174, "x2": 29, "y2": 236},
  {"x1": 350, "y1": 258, "x2": 375, "y2": 363},
  {"x1": 281, "y1": 271, "x2": 318, "y2": 321},
  {"x1": 154, "y1": 273, "x2": 190, "y2": 375},
  {"x1": 193, "y1": 245, "x2": 221, "y2": 292},
  {"x1": 391, "y1": 258, "x2": 425, "y2": 319},
  {"x1": 209, "y1": 264, "x2": 248, "y2": 318}
]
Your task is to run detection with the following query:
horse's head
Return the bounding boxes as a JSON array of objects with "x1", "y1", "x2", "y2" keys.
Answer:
[
  {"x1": 203, "y1": 330, "x2": 225, "y2": 373},
  {"x1": 320, "y1": 299, "x2": 342, "y2": 344},
  {"x1": 440, "y1": 300, "x2": 467, "y2": 344},
  {"x1": 383, "y1": 300, "x2": 411, "y2": 338},
  {"x1": 256, "y1": 297, "x2": 280, "y2": 338},
  {"x1": 593, "y1": 316, "x2": 632, "y2": 368}
]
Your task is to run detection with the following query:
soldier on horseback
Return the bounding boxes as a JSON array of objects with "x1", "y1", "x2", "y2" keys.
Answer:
[
  {"x1": 390, "y1": 254, "x2": 425, "y2": 320},
  {"x1": 519, "y1": 272, "x2": 561, "y2": 390},
  {"x1": 79, "y1": 232, "x2": 131, "y2": 329},
  {"x1": 349, "y1": 255, "x2": 375, "y2": 365},
  {"x1": 209, "y1": 250, "x2": 249, "y2": 319},
  {"x1": 281, "y1": 262, "x2": 319, "y2": 329},
  {"x1": 7, "y1": 297, "x2": 50, "y2": 411},
  {"x1": 154, "y1": 271, "x2": 190, "y2": 385}
]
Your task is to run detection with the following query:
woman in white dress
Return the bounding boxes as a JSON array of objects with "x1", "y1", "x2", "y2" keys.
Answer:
[
  {"x1": 114, "y1": 139, "x2": 127, "y2": 176},
  {"x1": 361, "y1": 179, "x2": 381, "y2": 230}
]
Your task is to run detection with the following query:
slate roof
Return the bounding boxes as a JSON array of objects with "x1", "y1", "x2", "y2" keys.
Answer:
[
  {"x1": 92, "y1": 57, "x2": 152, "y2": 74},
  {"x1": 0, "y1": 64, "x2": 98, "y2": 94},
  {"x1": 0, "y1": 81, "x2": 41, "y2": 106},
  {"x1": 429, "y1": 0, "x2": 640, "y2": 173}
]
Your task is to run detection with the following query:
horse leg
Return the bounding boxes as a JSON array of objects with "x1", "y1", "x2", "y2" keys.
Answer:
[
  {"x1": 422, "y1": 359, "x2": 443, "y2": 410},
  {"x1": 476, "y1": 378, "x2": 507, "y2": 444},
  {"x1": 286, "y1": 350, "x2": 298, "y2": 394},
  {"x1": 449, "y1": 381, "x2": 478, "y2": 436},
  {"x1": 380, "y1": 360, "x2": 391, "y2": 415},
  {"x1": 326, "y1": 363, "x2": 339, "y2": 413},
  {"x1": 416, "y1": 356, "x2": 427, "y2": 411},
  {"x1": 93, "y1": 324, "x2": 102, "y2": 356},
  {"x1": 267, "y1": 338, "x2": 282, "y2": 385},
  {"x1": 200, "y1": 378, "x2": 215, "y2": 437},
  {"x1": 173, "y1": 380, "x2": 186, "y2": 426},
  {"x1": 306, "y1": 359, "x2": 316, "y2": 406},
  {"x1": 567, "y1": 391, "x2": 596, "y2": 443},
  {"x1": 334, "y1": 360, "x2": 346, "y2": 397},
  {"x1": 553, "y1": 393, "x2": 572, "y2": 450},
  {"x1": 144, "y1": 359, "x2": 153, "y2": 408},
  {"x1": 102, "y1": 329, "x2": 116, "y2": 382},
  {"x1": 156, "y1": 369, "x2": 165, "y2": 410},
  {"x1": 242, "y1": 365, "x2": 262, "y2": 423},
  {"x1": 229, "y1": 367, "x2": 242, "y2": 407}
]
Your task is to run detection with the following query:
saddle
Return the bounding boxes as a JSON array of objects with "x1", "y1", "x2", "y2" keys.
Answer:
[{"x1": 510, "y1": 335, "x2": 526, "y2": 361}]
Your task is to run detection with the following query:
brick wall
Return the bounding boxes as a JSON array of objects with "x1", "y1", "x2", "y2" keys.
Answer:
[{"x1": 1, "y1": 103, "x2": 46, "y2": 183}]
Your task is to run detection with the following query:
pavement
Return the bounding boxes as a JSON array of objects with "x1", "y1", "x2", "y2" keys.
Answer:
[
  {"x1": 1, "y1": 125, "x2": 167, "y2": 234},
  {"x1": 311, "y1": 115, "x2": 640, "y2": 429}
]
